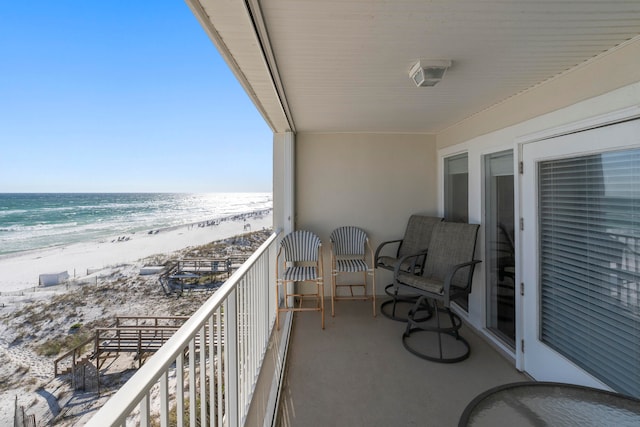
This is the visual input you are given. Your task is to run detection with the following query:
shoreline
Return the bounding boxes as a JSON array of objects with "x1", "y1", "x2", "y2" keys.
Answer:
[
  {"x1": 0, "y1": 208, "x2": 272, "y2": 259},
  {"x1": 0, "y1": 209, "x2": 272, "y2": 294}
]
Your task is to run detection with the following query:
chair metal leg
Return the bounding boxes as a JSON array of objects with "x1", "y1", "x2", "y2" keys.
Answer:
[
  {"x1": 380, "y1": 283, "x2": 432, "y2": 322},
  {"x1": 402, "y1": 298, "x2": 470, "y2": 363}
]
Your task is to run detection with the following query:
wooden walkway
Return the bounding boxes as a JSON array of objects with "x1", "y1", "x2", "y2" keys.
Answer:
[
  {"x1": 54, "y1": 316, "x2": 226, "y2": 392},
  {"x1": 159, "y1": 257, "x2": 248, "y2": 295},
  {"x1": 55, "y1": 317, "x2": 189, "y2": 375},
  {"x1": 93, "y1": 316, "x2": 218, "y2": 368},
  {"x1": 95, "y1": 325, "x2": 182, "y2": 368}
]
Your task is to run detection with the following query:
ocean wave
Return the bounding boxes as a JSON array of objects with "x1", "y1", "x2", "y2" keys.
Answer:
[
  {"x1": 0, "y1": 193, "x2": 272, "y2": 255},
  {"x1": 0, "y1": 221, "x2": 79, "y2": 232},
  {"x1": 0, "y1": 209, "x2": 29, "y2": 217}
]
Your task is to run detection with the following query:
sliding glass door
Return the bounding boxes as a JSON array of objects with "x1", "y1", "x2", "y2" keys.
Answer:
[
  {"x1": 485, "y1": 150, "x2": 516, "y2": 347},
  {"x1": 444, "y1": 153, "x2": 469, "y2": 310},
  {"x1": 522, "y1": 117, "x2": 640, "y2": 396}
]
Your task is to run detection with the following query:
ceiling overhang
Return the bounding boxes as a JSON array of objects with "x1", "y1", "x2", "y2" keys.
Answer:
[
  {"x1": 188, "y1": 1, "x2": 640, "y2": 135},
  {"x1": 186, "y1": 0, "x2": 292, "y2": 132}
]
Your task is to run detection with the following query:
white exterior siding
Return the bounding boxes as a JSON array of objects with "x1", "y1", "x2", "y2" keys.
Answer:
[
  {"x1": 438, "y1": 78, "x2": 640, "y2": 377},
  {"x1": 436, "y1": 36, "x2": 640, "y2": 149}
]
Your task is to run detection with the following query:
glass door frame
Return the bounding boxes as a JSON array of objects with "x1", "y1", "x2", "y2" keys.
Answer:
[{"x1": 483, "y1": 149, "x2": 516, "y2": 349}]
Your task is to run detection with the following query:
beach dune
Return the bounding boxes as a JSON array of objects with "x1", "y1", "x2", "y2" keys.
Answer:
[{"x1": 0, "y1": 211, "x2": 272, "y2": 293}]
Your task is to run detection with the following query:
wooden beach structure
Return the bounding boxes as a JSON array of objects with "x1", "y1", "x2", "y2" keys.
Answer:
[
  {"x1": 54, "y1": 317, "x2": 188, "y2": 377},
  {"x1": 159, "y1": 257, "x2": 248, "y2": 295},
  {"x1": 54, "y1": 316, "x2": 225, "y2": 393}
]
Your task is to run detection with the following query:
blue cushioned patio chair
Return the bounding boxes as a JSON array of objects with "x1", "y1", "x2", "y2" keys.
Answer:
[
  {"x1": 395, "y1": 221, "x2": 481, "y2": 363},
  {"x1": 276, "y1": 230, "x2": 325, "y2": 329},
  {"x1": 374, "y1": 215, "x2": 442, "y2": 321},
  {"x1": 330, "y1": 226, "x2": 376, "y2": 316}
]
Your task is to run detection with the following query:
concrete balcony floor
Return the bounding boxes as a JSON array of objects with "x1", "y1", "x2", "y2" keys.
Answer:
[{"x1": 276, "y1": 298, "x2": 528, "y2": 426}]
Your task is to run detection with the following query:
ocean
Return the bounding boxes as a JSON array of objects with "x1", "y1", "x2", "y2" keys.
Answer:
[{"x1": 0, "y1": 193, "x2": 272, "y2": 256}]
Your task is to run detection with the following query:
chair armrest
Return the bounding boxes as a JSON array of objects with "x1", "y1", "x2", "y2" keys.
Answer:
[
  {"x1": 374, "y1": 239, "x2": 402, "y2": 265},
  {"x1": 392, "y1": 250, "x2": 429, "y2": 279},
  {"x1": 442, "y1": 260, "x2": 482, "y2": 305}
]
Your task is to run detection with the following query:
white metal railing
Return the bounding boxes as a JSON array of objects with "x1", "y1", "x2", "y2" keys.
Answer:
[{"x1": 86, "y1": 230, "x2": 281, "y2": 426}]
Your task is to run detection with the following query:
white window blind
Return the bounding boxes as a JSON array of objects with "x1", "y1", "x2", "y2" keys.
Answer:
[{"x1": 539, "y1": 148, "x2": 640, "y2": 397}]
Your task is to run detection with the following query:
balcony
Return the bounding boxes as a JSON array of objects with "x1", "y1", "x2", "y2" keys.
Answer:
[
  {"x1": 277, "y1": 299, "x2": 526, "y2": 426},
  {"x1": 86, "y1": 229, "x2": 528, "y2": 426}
]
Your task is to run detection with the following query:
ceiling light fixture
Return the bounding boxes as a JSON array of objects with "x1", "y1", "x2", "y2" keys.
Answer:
[{"x1": 409, "y1": 60, "x2": 452, "y2": 87}]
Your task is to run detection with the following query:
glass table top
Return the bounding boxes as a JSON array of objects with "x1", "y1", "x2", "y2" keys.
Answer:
[{"x1": 459, "y1": 382, "x2": 640, "y2": 427}]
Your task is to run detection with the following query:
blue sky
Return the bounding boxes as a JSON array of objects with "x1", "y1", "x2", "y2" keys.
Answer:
[{"x1": 0, "y1": 2, "x2": 273, "y2": 193}]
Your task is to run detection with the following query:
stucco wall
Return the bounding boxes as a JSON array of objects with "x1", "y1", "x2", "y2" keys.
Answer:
[{"x1": 294, "y1": 132, "x2": 438, "y2": 293}]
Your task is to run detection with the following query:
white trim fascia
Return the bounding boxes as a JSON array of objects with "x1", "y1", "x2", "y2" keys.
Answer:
[
  {"x1": 515, "y1": 105, "x2": 640, "y2": 146},
  {"x1": 185, "y1": 0, "x2": 279, "y2": 132},
  {"x1": 244, "y1": 0, "x2": 296, "y2": 132},
  {"x1": 284, "y1": 131, "x2": 295, "y2": 234},
  {"x1": 513, "y1": 147, "x2": 524, "y2": 371},
  {"x1": 439, "y1": 144, "x2": 472, "y2": 158},
  {"x1": 439, "y1": 36, "x2": 640, "y2": 136}
]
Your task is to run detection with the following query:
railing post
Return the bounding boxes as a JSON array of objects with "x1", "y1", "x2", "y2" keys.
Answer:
[
  {"x1": 216, "y1": 309, "x2": 224, "y2": 426},
  {"x1": 140, "y1": 393, "x2": 149, "y2": 426},
  {"x1": 160, "y1": 371, "x2": 169, "y2": 427},
  {"x1": 189, "y1": 338, "x2": 196, "y2": 427},
  {"x1": 177, "y1": 352, "x2": 184, "y2": 427},
  {"x1": 199, "y1": 326, "x2": 207, "y2": 427},
  {"x1": 208, "y1": 316, "x2": 216, "y2": 425},
  {"x1": 225, "y1": 288, "x2": 239, "y2": 427},
  {"x1": 138, "y1": 329, "x2": 142, "y2": 368}
]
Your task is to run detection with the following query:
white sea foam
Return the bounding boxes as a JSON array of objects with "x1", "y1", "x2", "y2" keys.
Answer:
[{"x1": 0, "y1": 192, "x2": 272, "y2": 255}]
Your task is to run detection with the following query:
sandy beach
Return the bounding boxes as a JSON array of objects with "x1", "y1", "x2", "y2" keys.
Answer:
[
  {"x1": 0, "y1": 210, "x2": 272, "y2": 293},
  {"x1": 0, "y1": 210, "x2": 272, "y2": 426}
]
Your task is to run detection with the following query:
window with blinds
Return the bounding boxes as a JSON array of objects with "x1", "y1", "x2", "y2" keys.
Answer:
[
  {"x1": 444, "y1": 153, "x2": 469, "y2": 310},
  {"x1": 444, "y1": 153, "x2": 468, "y2": 223},
  {"x1": 539, "y1": 148, "x2": 640, "y2": 398}
]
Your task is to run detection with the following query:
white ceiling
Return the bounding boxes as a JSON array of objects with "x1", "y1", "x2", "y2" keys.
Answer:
[{"x1": 195, "y1": 0, "x2": 640, "y2": 134}]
